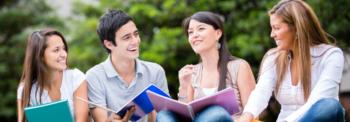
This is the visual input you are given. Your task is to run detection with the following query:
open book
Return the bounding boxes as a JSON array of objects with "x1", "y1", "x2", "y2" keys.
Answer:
[
  {"x1": 146, "y1": 87, "x2": 239, "y2": 120},
  {"x1": 24, "y1": 99, "x2": 74, "y2": 122},
  {"x1": 116, "y1": 84, "x2": 170, "y2": 121}
]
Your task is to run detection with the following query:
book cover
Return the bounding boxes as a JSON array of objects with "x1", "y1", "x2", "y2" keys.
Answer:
[
  {"x1": 117, "y1": 84, "x2": 170, "y2": 121},
  {"x1": 147, "y1": 87, "x2": 239, "y2": 120},
  {"x1": 24, "y1": 99, "x2": 73, "y2": 122}
]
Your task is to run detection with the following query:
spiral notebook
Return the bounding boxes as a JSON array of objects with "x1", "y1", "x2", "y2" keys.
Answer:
[{"x1": 147, "y1": 87, "x2": 239, "y2": 120}]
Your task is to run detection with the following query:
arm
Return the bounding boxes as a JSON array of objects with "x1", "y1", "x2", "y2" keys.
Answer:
[
  {"x1": 73, "y1": 81, "x2": 88, "y2": 122},
  {"x1": 151, "y1": 66, "x2": 169, "y2": 121},
  {"x1": 236, "y1": 60, "x2": 256, "y2": 107},
  {"x1": 178, "y1": 65, "x2": 195, "y2": 103},
  {"x1": 285, "y1": 48, "x2": 344, "y2": 121},
  {"x1": 91, "y1": 107, "x2": 108, "y2": 122},
  {"x1": 241, "y1": 52, "x2": 278, "y2": 121},
  {"x1": 148, "y1": 110, "x2": 156, "y2": 122},
  {"x1": 17, "y1": 83, "x2": 24, "y2": 122},
  {"x1": 17, "y1": 99, "x2": 23, "y2": 122},
  {"x1": 87, "y1": 69, "x2": 135, "y2": 122},
  {"x1": 178, "y1": 83, "x2": 194, "y2": 103},
  {"x1": 86, "y1": 71, "x2": 108, "y2": 122},
  {"x1": 154, "y1": 65, "x2": 170, "y2": 95},
  {"x1": 86, "y1": 73, "x2": 133, "y2": 122}
]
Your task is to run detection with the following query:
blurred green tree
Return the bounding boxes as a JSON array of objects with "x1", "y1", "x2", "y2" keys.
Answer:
[{"x1": 0, "y1": 0, "x2": 64, "y2": 121}]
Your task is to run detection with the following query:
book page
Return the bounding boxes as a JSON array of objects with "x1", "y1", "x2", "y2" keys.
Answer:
[
  {"x1": 189, "y1": 88, "x2": 239, "y2": 115},
  {"x1": 147, "y1": 91, "x2": 193, "y2": 119}
]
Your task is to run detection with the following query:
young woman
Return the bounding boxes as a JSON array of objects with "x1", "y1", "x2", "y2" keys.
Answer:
[
  {"x1": 239, "y1": 0, "x2": 345, "y2": 121},
  {"x1": 157, "y1": 11, "x2": 256, "y2": 122},
  {"x1": 17, "y1": 28, "x2": 88, "y2": 122}
]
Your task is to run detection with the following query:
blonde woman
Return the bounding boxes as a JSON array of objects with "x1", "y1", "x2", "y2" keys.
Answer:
[{"x1": 240, "y1": 0, "x2": 345, "y2": 122}]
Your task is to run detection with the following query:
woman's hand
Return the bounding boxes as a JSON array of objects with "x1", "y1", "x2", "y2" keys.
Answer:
[
  {"x1": 178, "y1": 65, "x2": 195, "y2": 88},
  {"x1": 237, "y1": 112, "x2": 254, "y2": 122}
]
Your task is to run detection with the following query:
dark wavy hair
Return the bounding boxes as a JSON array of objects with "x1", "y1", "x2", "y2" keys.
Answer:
[{"x1": 182, "y1": 11, "x2": 237, "y2": 90}]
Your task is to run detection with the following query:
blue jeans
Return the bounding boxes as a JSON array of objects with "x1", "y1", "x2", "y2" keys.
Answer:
[
  {"x1": 299, "y1": 98, "x2": 345, "y2": 122},
  {"x1": 156, "y1": 105, "x2": 233, "y2": 122}
]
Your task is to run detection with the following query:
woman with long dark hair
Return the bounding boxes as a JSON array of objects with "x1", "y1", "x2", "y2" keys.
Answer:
[{"x1": 157, "y1": 11, "x2": 256, "y2": 122}]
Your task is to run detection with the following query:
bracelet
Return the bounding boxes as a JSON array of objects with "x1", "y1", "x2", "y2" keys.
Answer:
[{"x1": 177, "y1": 93, "x2": 187, "y2": 100}]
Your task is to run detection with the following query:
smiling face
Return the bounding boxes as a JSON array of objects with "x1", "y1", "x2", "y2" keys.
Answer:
[
  {"x1": 43, "y1": 35, "x2": 67, "y2": 71},
  {"x1": 270, "y1": 14, "x2": 295, "y2": 51},
  {"x1": 187, "y1": 19, "x2": 222, "y2": 54},
  {"x1": 105, "y1": 21, "x2": 140, "y2": 60}
]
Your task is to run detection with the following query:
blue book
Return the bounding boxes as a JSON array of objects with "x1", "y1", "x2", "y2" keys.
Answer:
[
  {"x1": 116, "y1": 84, "x2": 170, "y2": 121},
  {"x1": 24, "y1": 99, "x2": 73, "y2": 122}
]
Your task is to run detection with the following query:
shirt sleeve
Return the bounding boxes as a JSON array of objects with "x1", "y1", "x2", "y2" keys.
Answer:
[
  {"x1": 154, "y1": 64, "x2": 170, "y2": 95},
  {"x1": 72, "y1": 68, "x2": 86, "y2": 92},
  {"x1": 86, "y1": 70, "x2": 107, "y2": 108},
  {"x1": 243, "y1": 51, "x2": 278, "y2": 118},
  {"x1": 17, "y1": 83, "x2": 24, "y2": 100},
  {"x1": 285, "y1": 48, "x2": 344, "y2": 121}
]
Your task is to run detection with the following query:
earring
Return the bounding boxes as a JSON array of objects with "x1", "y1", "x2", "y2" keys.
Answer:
[{"x1": 216, "y1": 42, "x2": 221, "y2": 49}]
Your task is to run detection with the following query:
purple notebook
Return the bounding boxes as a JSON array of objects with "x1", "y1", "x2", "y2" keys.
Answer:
[{"x1": 147, "y1": 87, "x2": 239, "y2": 119}]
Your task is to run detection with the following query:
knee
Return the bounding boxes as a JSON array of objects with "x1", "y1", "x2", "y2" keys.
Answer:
[
  {"x1": 202, "y1": 105, "x2": 229, "y2": 116},
  {"x1": 156, "y1": 110, "x2": 177, "y2": 122},
  {"x1": 195, "y1": 105, "x2": 232, "y2": 122},
  {"x1": 312, "y1": 98, "x2": 344, "y2": 117},
  {"x1": 315, "y1": 98, "x2": 343, "y2": 110},
  {"x1": 300, "y1": 98, "x2": 345, "y2": 122},
  {"x1": 206, "y1": 105, "x2": 227, "y2": 112},
  {"x1": 157, "y1": 110, "x2": 171, "y2": 115}
]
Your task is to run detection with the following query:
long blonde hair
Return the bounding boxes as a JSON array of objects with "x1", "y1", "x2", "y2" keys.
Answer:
[{"x1": 268, "y1": 0, "x2": 333, "y2": 101}]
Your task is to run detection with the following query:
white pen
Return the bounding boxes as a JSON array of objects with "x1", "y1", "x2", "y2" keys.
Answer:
[{"x1": 76, "y1": 97, "x2": 119, "y2": 113}]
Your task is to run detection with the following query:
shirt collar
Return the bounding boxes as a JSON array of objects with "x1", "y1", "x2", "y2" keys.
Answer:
[
  {"x1": 284, "y1": 44, "x2": 334, "y2": 60},
  {"x1": 102, "y1": 55, "x2": 144, "y2": 78}
]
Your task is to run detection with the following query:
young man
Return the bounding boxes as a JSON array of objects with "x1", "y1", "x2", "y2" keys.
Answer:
[{"x1": 86, "y1": 9, "x2": 169, "y2": 122}]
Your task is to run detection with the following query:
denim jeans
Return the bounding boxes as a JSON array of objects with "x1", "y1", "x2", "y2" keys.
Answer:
[
  {"x1": 299, "y1": 98, "x2": 345, "y2": 122},
  {"x1": 156, "y1": 105, "x2": 233, "y2": 122}
]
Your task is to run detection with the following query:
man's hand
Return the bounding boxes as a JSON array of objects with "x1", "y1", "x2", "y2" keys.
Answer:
[{"x1": 106, "y1": 106, "x2": 136, "y2": 122}]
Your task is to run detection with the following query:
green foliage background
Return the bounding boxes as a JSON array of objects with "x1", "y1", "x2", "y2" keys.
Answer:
[{"x1": 0, "y1": 0, "x2": 349, "y2": 121}]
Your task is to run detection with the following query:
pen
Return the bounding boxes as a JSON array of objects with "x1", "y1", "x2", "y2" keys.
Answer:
[{"x1": 76, "y1": 97, "x2": 119, "y2": 113}]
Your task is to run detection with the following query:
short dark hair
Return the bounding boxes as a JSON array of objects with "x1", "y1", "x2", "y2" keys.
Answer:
[{"x1": 97, "y1": 9, "x2": 133, "y2": 53}]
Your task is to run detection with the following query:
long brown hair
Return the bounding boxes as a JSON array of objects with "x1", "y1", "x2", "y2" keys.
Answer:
[
  {"x1": 268, "y1": 0, "x2": 333, "y2": 101},
  {"x1": 182, "y1": 11, "x2": 236, "y2": 90},
  {"x1": 19, "y1": 28, "x2": 68, "y2": 122}
]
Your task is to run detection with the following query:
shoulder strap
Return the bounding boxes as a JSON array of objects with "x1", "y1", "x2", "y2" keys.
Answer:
[
  {"x1": 191, "y1": 63, "x2": 202, "y2": 88},
  {"x1": 227, "y1": 59, "x2": 242, "y2": 86}
]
